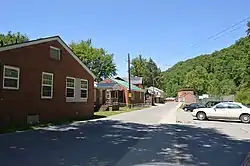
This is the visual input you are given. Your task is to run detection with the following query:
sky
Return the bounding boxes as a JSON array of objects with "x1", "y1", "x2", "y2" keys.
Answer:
[{"x1": 1, "y1": 0, "x2": 250, "y2": 76}]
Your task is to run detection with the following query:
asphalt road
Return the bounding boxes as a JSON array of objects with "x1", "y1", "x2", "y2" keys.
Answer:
[{"x1": 0, "y1": 103, "x2": 249, "y2": 166}]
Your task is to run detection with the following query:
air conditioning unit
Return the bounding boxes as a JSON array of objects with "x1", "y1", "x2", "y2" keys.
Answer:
[{"x1": 27, "y1": 114, "x2": 40, "y2": 125}]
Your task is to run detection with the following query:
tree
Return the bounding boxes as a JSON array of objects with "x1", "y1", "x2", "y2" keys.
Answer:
[
  {"x1": 183, "y1": 66, "x2": 208, "y2": 95},
  {"x1": 130, "y1": 56, "x2": 162, "y2": 88},
  {"x1": 162, "y1": 34, "x2": 250, "y2": 102},
  {"x1": 247, "y1": 21, "x2": 250, "y2": 36},
  {"x1": 130, "y1": 55, "x2": 147, "y2": 77},
  {"x1": 70, "y1": 40, "x2": 117, "y2": 82},
  {"x1": 145, "y1": 58, "x2": 161, "y2": 88},
  {"x1": 0, "y1": 31, "x2": 29, "y2": 45},
  {"x1": 235, "y1": 88, "x2": 250, "y2": 105}
]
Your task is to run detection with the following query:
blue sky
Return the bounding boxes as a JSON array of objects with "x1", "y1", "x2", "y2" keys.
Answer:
[{"x1": 1, "y1": 0, "x2": 250, "y2": 76}]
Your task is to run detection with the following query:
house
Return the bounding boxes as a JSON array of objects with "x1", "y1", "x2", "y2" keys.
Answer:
[
  {"x1": 177, "y1": 88, "x2": 197, "y2": 104},
  {"x1": 0, "y1": 36, "x2": 95, "y2": 126},
  {"x1": 116, "y1": 76, "x2": 143, "y2": 89},
  {"x1": 146, "y1": 86, "x2": 165, "y2": 103},
  {"x1": 95, "y1": 78, "x2": 145, "y2": 108}
]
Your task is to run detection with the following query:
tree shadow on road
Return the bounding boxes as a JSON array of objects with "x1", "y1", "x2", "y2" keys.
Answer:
[{"x1": 0, "y1": 120, "x2": 249, "y2": 166}]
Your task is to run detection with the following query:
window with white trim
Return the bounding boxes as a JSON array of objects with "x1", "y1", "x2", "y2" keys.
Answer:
[
  {"x1": 66, "y1": 77, "x2": 75, "y2": 98},
  {"x1": 80, "y1": 79, "x2": 88, "y2": 99},
  {"x1": 50, "y1": 46, "x2": 61, "y2": 60},
  {"x1": 3, "y1": 65, "x2": 20, "y2": 89},
  {"x1": 41, "y1": 72, "x2": 53, "y2": 98}
]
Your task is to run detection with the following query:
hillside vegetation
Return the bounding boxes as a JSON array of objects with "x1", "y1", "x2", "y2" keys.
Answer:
[{"x1": 163, "y1": 36, "x2": 250, "y2": 104}]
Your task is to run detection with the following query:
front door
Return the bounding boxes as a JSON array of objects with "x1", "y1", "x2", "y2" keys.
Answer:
[{"x1": 211, "y1": 103, "x2": 229, "y2": 119}]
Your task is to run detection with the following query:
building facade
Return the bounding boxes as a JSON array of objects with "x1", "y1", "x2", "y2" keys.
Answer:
[{"x1": 0, "y1": 36, "x2": 95, "y2": 126}]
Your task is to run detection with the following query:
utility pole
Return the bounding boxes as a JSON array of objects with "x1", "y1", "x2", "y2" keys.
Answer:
[
  {"x1": 152, "y1": 77, "x2": 155, "y2": 106},
  {"x1": 128, "y1": 53, "x2": 132, "y2": 108}
]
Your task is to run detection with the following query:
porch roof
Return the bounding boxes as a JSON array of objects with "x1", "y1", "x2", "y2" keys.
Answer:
[{"x1": 111, "y1": 78, "x2": 145, "y2": 92}]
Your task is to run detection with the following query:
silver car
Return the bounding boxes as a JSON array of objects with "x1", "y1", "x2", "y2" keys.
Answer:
[{"x1": 191, "y1": 102, "x2": 250, "y2": 123}]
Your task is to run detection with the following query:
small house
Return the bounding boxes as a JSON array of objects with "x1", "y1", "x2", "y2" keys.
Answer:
[
  {"x1": 146, "y1": 87, "x2": 165, "y2": 103},
  {"x1": 95, "y1": 78, "x2": 145, "y2": 109},
  {"x1": 177, "y1": 88, "x2": 197, "y2": 104},
  {"x1": 116, "y1": 76, "x2": 144, "y2": 89},
  {"x1": 0, "y1": 36, "x2": 95, "y2": 126}
]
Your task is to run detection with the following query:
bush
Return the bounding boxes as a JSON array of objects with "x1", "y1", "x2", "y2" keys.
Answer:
[{"x1": 235, "y1": 88, "x2": 250, "y2": 105}]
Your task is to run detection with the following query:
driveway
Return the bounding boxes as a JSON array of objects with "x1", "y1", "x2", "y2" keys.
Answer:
[{"x1": 0, "y1": 103, "x2": 249, "y2": 166}]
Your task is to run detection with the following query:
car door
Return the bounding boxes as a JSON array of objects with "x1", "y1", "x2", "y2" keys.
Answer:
[
  {"x1": 226, "y1": 103, "x2": 242, "y2": 119},
  {"x1": 212, "y1": 103, "x2": 228, "y2": 119}
]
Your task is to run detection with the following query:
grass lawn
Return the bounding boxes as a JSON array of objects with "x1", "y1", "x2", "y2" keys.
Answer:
[{"x1": 94, "y1": 106, "x2": 150, "y2": 117}]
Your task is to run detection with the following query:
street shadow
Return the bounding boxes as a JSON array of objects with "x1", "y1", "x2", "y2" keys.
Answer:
[{"x1": 0, "y1": 119, "x2": 249, "y2": 166}]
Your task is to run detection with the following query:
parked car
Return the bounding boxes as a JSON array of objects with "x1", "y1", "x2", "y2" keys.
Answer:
[
  {"x1": 183, "y1": 103, "x2": 205, "y2": 112},
  {"x1": 204, "y1": 100, "x2": 233, "y2": 108},
  {"x1": 191, "y1": 102, "x2": 250, "y2": 123}
]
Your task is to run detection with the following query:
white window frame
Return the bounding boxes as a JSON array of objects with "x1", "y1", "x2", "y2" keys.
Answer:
[
  {"x1": 80, "y1": 79, "x2": 88, "y2": 99},
  {"x1": 3, "y1": 65, "x2": 20, "y2": 90},
  {"x1": 66, "y1": 77, "x2": 75, "y2": 98},
  {"x1": 50, "y1": 46, "x2": 61, "y2": 60},
  {"x1": 41, "y1": 72, "x2": 53, "y2": 99}
]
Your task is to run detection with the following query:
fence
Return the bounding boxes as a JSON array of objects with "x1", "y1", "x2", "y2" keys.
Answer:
[{"x1": 198, "y1": 95, "x2": 235, "y2": 105}]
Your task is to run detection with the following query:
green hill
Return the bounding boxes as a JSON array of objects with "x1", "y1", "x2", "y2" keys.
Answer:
[{"x1": 163, "y1": 36, "x2": 250, "y2": 104}]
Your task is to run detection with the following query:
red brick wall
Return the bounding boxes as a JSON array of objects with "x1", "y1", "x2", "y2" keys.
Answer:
[
  {"x1": 0, "y1": 40, "x2": 94, "y2": 125},
  {"x1": 177, "y1": 90, "x2": 197, "y2": 104}
]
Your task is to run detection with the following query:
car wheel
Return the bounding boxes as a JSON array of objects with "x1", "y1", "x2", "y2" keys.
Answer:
[
  {"x1": 240, "y1": 114, "x2": 250, "y2": 123},
  {"x1": 196, "y1": 112, "x2": 206, "y2": 121}
]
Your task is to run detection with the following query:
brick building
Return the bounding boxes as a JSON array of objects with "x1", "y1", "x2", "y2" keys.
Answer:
[{"x1": 0, "y1": 36, "x2": 95, "y2": 126}]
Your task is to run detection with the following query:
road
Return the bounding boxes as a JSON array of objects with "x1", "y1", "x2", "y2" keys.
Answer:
[{"x1": 0, "y1": 103, "x2": 249, "y2": 166}]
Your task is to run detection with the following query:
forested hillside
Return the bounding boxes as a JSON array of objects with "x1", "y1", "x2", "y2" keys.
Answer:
[{"x1": 163, "y1": 36, "x2": 250, "y2": 103}]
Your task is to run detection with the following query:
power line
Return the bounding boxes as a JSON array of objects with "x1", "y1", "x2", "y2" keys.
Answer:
[
  {"x1": 213, "y1": 25, "x2": 244, "y2": 41},
  {"x1": 207, "y1": 16, "x2": 250, "y2": 40},
  {"x1": 192, "y1": 16, "x2": 250, "y2": 48}
]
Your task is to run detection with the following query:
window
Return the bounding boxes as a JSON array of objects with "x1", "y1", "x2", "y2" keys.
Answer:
[
  {"x1": 140, "y1": 92, "x2": 144, "y2": 99},
  {"x1": 50, "y1": 46, "x2": 61, "y2": 60},
  {"x1": 215, "y1": 103, "x2": 228, "y2": 109},
  {"x1": 80, "y1": 79, "x2": 88, "y2": 99},
  {"x1": 41, "y1": 72, "x2": 53, "y2": 98},
  {"x1": 106, "y1": 90, "x2": 110, "y2": 99},
  {"x1": 228, "y1": 103, "x2": 242, "y2": 109},
  {"x1": 132, "y1": 91, "x2": 135, "y2": 100},
  {"x1": 3, "y1": 65, "x2": 20, "y2": 89},
  {"x1": 66, "y1": 77, "x2": 75, "y2": 98}
]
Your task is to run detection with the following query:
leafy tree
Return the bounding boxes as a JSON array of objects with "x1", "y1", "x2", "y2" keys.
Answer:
[
  {"x1": 130, "y1": 55, "x2": 147, "y2": 77},
  {"x1": 70, "y1": 39, "x2": 117, "y2": 82},
  {"x1": 162, "y1": 34, "x2": 250, "y2": 101},
  {"x1": 0, "y1": 31, "x2": 29, "y2": 45},
  {"x1": 235, "y1": 88, "x2": 250, "y2": 105},
  {"x1": 219, "y1": 79, "x2": 236, "y2": 95},
  {"x1": 247, "y1": 21, "x2": 250, "y2": 36},
  {"x1": 183, "y1": 66, "x2": 208, "y2": 95},
  {"x1": 130, "y1": 56, "x2": 162, "y2": 88}
]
